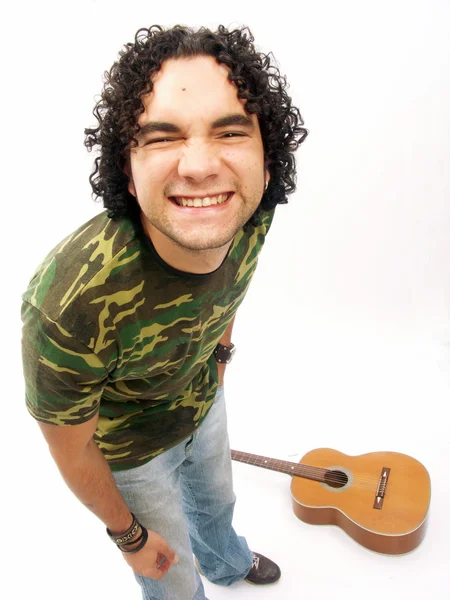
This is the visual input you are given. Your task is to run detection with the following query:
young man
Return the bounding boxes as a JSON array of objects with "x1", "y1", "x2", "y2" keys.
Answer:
[{"x1": 21, "y1": 24, "x2": 307, "y2": 600}]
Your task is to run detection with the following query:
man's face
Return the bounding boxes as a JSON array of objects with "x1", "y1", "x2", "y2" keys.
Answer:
[{"x1": 127, "y1": 55, "x2": 268, "y2": 254}]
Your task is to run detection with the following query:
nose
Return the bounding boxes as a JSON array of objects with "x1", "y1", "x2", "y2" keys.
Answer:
[{"x1": 177, "y1": 139, "x2": 221, "y2": 182}]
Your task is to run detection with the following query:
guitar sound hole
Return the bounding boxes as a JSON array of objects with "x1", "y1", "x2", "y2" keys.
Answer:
[{"x1": 324, "y1": 470, "x2": 348, "y2": 488}]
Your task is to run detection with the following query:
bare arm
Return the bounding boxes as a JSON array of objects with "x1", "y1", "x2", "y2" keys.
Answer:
[
  {"x1": 38, "y1": 416, "x2": 178, "y2": 579},
  {"x1": 38, "y1": 415, "x2": 133, "y2": 534},
  {"x1": 217, "y1": 315, "x2": 236, "y2": 385}
]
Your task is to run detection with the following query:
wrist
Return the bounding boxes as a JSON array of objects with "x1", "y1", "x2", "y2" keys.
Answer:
[
  {"x1": 214, "y1": 342, "x2": 235, "y2": 364},
  {"x1": 107, "y1": 512, "x2": 148, "y2": 553},
  {"x1": 106, "y1": 512, "x2": 135, "y2": 538}
]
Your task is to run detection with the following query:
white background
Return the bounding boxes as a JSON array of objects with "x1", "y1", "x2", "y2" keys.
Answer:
[{"x1": 3, "y1": 0, "x2": 449, "y2": 598}]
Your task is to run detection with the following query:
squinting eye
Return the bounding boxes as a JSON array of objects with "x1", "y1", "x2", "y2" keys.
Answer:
[
  {"x1": 146, "y1": 138, "x2": 177, "y2": 144},
  {"x1": 221, "y1": 132, "x2": 245, "y2": 138}
]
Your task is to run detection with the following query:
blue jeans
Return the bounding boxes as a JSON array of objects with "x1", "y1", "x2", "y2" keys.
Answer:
[{"x1": 112, "y1": 386, "x2": 253, "y2": 600}]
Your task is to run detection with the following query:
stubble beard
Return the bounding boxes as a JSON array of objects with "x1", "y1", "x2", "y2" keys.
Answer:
[{"x1": 140, "y1": 190, "x2": 262, "y2": 255}]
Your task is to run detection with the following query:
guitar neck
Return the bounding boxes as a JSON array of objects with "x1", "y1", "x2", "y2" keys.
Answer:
[{"x1": 231, "y1": 449, "x2": 328, "y2": 483}]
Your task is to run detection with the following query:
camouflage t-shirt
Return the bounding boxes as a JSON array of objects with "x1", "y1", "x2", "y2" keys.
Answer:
[{"x1": 21, "y1": 209, "x2": 274, "y2": 471}]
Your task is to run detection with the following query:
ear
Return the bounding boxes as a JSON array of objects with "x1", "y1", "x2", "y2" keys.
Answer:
[{"x1": 124, "y1": 160, "x2": 136, "y2": 197}]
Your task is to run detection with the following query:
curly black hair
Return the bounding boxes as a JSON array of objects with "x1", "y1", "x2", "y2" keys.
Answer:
[{"x1": 84, "y1": 24, "x2": 308, "y2": 225}]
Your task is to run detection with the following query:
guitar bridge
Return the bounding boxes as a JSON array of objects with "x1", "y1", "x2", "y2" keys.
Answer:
[{"x1": 373, "y1": 467, "x2": 391, "y2": 510}]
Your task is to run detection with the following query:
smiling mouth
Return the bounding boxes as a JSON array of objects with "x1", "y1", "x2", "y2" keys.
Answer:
[{"x1": 170, "y1": 192, "x2": 232, "y2": 207}]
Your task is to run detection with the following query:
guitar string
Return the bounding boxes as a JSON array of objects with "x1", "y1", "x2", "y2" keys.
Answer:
[
  {"x1": 231, "y1": 453, "x2": 387, "y2": 488},
  {"x1": 235, "y1": 464, "x2": 382, "y2": 488},
  {"x1": 230, "y1": 452, "x2": 381, "y2": 480},
  {"x1": 230, "y1": 451, "x2": 386, "y2": 482},
  {"x1": 238, "y1": 466, "x2": 379, "y2": 489},
  {"x1": 233, "y1": 463, "x2": 382, "y2": 491}
]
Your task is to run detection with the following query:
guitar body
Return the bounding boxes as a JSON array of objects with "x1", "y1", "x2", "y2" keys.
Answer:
[{"x1": 290, "y1": 448, "x2": 431, "y2": 554}]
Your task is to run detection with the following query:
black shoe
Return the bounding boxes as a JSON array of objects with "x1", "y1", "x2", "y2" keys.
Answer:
[{"x1": 244, "y1": 552, "x2": 281, "y2": 585}]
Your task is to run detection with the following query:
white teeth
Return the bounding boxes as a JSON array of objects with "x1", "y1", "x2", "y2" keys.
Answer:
[{"x1": 175, "y1": 193, "x2": 229, "y2": 207}]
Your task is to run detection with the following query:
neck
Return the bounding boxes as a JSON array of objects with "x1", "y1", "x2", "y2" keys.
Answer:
[
  {"x1": 230, "y1": 450, "x2": 329, "y2": 483},
  {"x1": 141, "y1": 216, "x2": 231, "y2": 275}
]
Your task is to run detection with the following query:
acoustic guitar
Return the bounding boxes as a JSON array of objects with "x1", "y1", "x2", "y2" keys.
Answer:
[{"x1": 231, "y1": 448, "x2": 430, "y2": 555}]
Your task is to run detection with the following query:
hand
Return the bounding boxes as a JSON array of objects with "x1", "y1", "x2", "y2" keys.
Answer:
[{"x1": 122, "y1": 528, "x2": 179, "y2": 580}]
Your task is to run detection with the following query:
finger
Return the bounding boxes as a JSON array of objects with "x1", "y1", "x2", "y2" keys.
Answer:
[
  {"x1": 156, "y1": 553, "x2": 168, "y2": 571},
  {"x1": 155, "y1": 553, "x2": 174, "y2": 573},
  {"x1": 156, "y1": 554, "x2": 165, "y2": 568},
  {"x1": 157, "y1": 541, "x2": 179, "y2": 565}
]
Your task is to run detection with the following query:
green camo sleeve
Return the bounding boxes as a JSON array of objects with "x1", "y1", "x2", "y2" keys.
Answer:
[{"x1": 21, "y1": 301, "x2": 108, "y2": 426}]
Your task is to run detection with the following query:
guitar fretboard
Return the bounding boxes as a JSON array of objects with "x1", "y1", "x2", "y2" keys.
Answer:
[{"x1": 231, "y1": 450, "x2": 328, "y2": 483}]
